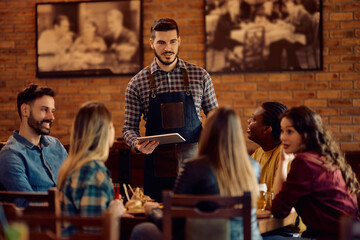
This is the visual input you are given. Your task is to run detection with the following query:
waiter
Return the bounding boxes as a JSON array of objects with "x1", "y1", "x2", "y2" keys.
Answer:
[{"x1": 123, "y1": 18, "x2": 218, "y2": 201}]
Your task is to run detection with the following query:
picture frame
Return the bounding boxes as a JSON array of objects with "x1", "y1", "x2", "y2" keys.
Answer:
[
  {"x1": 36, "y1": 0, "x2": 142, "y2": 78},
  {"x1": 204, "y1": 0, "x2": 322, "y2": 73}
]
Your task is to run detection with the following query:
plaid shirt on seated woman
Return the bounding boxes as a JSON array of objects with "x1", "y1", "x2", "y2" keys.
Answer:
[{"x1": 60, "y1": 160, "x2": 114, "y2": 236}]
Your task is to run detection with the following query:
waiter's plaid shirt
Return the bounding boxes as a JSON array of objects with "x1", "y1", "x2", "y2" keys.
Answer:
[
  {"x1": 61, "y1": 160, "x2": 114, "y2": 235},
  {"x1": 123, "y1": 58, "x2": 218, "y2": 150}
]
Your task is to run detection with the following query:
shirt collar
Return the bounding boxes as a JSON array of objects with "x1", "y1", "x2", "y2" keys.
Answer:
[
  {"x1": 13, "y1": 130, "x2": 50, "y2": 149},
  {"x1": 150, "y1": 57, "x2": 187, "y2": 75}
]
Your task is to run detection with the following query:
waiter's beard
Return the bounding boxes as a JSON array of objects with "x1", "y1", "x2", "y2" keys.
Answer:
[{"x1": 154, "y1": 49, "x2": 179, "y2": 66}]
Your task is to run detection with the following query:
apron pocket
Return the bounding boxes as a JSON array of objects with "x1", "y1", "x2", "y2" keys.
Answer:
[{"x1": 161, "y1": 102, "x2": 185, "y2": 129}]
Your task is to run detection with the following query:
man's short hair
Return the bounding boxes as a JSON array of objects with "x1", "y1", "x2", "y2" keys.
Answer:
[
  {"x1": 150, "y1": 18, "x2": 179, "y2": 39},
  {"x1": 17, "y1": 84, "x2": 55, "y2": 118},
  {"x1": 261, "y1": 102, "x2": 287, "y2": 141}
]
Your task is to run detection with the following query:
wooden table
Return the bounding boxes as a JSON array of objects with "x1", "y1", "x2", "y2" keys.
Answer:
[{"x1": 258, "y1": 209, "x2": 298, "y2": 234}]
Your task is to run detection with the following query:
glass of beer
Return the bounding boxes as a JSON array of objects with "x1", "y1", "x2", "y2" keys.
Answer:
[{"x1": 257, "y1": 183, "x2": 267, "y2": 211}]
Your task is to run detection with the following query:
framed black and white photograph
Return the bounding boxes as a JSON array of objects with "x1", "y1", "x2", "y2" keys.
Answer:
[
  {"x1": 205, "y1": 0, "x2": 322, "y2": 73},
  {"x1": 36, "y1": 0, "x2": 142, "y2": 78}
]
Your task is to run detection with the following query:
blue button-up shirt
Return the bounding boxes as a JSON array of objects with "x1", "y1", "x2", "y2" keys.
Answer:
[{"x1": 0, "y1": 130, "x2": 67, "y2": 192}]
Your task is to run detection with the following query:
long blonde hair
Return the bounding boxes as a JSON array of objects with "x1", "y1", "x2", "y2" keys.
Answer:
[
  {"x1": 57, "y1": 102, "x2": 112, "y2": 189},
  {"x1": 198, "y1": 107, "x2": 259, "y2": 207}
]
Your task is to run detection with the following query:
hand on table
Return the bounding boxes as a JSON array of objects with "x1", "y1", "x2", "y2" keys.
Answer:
[
  {"x1": 121, "y1": 212, "x2": 135, "y2": 218},
  {"x1": 136, "y1": 140, "x2": 159, "y2": 154},
  {"x1": 109, "y1": 198, "x2": 126, "y2": 217}
]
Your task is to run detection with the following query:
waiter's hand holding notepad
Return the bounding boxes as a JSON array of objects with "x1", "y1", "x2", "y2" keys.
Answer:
[{"x1": 137, "y1": 133, "x2": 185, "y2": 145}]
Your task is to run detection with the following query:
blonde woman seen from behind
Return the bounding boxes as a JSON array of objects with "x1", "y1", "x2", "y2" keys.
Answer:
[
  {"x1": 196, "y1": 107, "x2": 259, "y2": 206},
  {"x1": 130, "y1": 107, "x2": 262, "y2": 240},
  {"x1": 57, "y1": 102, "x2": 127, "y2": 236}
]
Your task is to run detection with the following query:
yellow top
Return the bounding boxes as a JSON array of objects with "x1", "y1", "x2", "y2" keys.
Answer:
[{"x1": 251, "y1": 144, "x2": 282, "y2": 193}]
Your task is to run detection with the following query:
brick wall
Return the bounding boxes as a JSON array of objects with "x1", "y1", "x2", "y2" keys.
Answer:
[{"x1": 0, "y1": 0, "x2": 359, "y2": 152}]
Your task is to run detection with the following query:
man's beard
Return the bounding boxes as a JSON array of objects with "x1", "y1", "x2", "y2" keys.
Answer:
[
  {"x1": 154, "y1": 48, "x2": 179, "y2": 66},
  {"x1": 28, "y1": 111, "x2": 52, "y2": 135}
]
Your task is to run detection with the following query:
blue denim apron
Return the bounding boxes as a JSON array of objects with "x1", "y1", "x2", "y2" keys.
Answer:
[{"x1": 143, "y1": 68, "x2": 201, "y2": 201}]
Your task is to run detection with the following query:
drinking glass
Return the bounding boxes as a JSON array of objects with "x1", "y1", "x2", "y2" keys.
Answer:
[{"x1": 113, "y1": 183, "x2": 120, "y2": 199}]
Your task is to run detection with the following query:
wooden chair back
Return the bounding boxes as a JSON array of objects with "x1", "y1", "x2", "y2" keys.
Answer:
[
  {"x1": 1, "y1": 203, "x2": 117, "y2": 240},
  {"x1": 162, "y1": 191, "x2": 251, "y2": 240},
  {"x1": 0, "y1": 187, "x2": 61, "y2": 236},
  {"x1": 1, "y1": 202, "x2": 22, "y2": 221},
  {"x1": 18, "y1": 211, "x2": 117, "y2": 240}
]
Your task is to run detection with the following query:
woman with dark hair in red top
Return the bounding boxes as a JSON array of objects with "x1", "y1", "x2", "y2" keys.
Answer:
[{"x1": 271, "y1": 106, "x2": 359, "y2": 239}]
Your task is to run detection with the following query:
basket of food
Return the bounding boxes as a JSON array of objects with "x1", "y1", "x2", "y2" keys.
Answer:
[{"x1": 123, "y1": 184, "x2": 154, "y2": 215}]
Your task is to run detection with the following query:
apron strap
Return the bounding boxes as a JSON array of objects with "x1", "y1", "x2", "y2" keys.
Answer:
[
  {"x1": 182, "y1": 69, "x2": 191, "y2": 96},
  {"x1": 149, "y1": 68, "x2": 156, "y2": 98}
]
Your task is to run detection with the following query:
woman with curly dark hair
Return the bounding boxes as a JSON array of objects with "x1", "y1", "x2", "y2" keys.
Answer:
[{"x1": 270, "y1": 105, "x2": 359, "y2": 239}]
